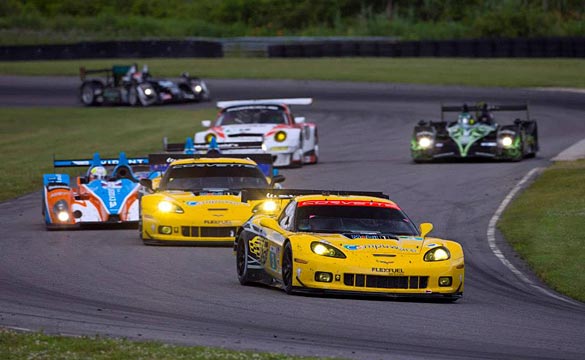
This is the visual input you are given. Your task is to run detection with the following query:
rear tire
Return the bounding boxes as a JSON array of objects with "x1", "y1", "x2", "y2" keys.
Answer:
[
  {"x1": 80, "y1": 81, "x2": 102, "y2": 106},
  {"x1": 236, "y1": 235, "x2": 253, "y2": 285},
  {"x1": 282, "y1": 242, "x2": 294, "y2": 294}
]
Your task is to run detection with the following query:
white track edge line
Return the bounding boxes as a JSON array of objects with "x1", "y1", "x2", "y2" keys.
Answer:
[{"x1": 487, "y1": 167, "x2": 578, "y2": 305}]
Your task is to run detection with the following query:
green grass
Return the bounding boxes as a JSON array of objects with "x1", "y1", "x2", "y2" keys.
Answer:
[
  {"x1": 0, "y1": 107, "x2": 216, "y2": 202},
  {"x1": 0, "y1": 329, "x2": 318, "y2": 360},
  {"x1": 1, "y1": 58, "x2": 584, "y2": 88},
  {"x1": 498, "y1": 160, "x2": 585, "y2": 302}
]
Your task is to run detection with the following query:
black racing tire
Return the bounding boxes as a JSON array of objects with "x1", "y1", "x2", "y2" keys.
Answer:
[
  {"x1": 282, "y1": 241, "x2": 294, "y2": 294},
  {"x1": 236, "y1": 234, "x2": 253, "y2": 285},
  {"x1": 80, "y1": 81, "x2": 102, "y2": 106}
]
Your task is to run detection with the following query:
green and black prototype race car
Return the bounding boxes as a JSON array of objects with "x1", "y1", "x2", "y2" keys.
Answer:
[{"x1": 411, "y1": 103, "x2": 539, "y2": 162}]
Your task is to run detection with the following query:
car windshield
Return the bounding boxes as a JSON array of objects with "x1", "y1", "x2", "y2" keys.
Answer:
[
  {"x1": 296, "y1": 205, "x2": 418, "y2": 236},
  {"x1": 216, "y1": 106, "x2": 287, "y2": 125},
  {"x1": 162, "y1": 163, "x2": 268, "y2": 191}
]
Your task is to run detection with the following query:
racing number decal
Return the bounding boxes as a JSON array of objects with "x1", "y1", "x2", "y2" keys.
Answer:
[{"x1": 269, "y1": 245, "x2": 280, "y2": 271}]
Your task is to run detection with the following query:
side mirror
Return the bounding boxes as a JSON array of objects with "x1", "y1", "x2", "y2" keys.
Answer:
[
  {"x1": 270, "y1": 174, "x2": 286, "y2": 187},
  {"x1": 294, "y1": 117, "x2": 305, "y2": 124},
  {"x1": 418, "y1": 120, "x2": 427, "y2": 126},
  {"x1": 419, "y1": 222, "x2": 433, "y2": 238},
  {"x1": 514, "y1": 118, "x2": 522, "y2": 125},
  {"x1": 201, "y1": 120, "x2": 211, "y2": 128},
  {"x1": 140, "y1": 178, "x2": 153, "y2": 191},
  {"x1": 260, "y1": 217, "x2": 280, "y2": 230}
]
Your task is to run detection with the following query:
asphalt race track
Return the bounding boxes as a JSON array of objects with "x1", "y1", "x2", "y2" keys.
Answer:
[{"x1": 1, "y1": 77, "x2": 584, "y2": 359}]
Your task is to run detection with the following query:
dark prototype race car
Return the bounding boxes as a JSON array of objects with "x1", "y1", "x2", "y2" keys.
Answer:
[
  {"x1": 411, "y1": 103, "x2": 539, "y2": 162},
  {"x1": 79, "y1": 64, "x2": 210, "y2": 106}
]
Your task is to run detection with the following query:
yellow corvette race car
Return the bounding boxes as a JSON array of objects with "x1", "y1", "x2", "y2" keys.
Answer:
[
  {"x1": 235, "y1": 189, "x2": 465, "y2": 301},
  {"x1": 139, "y1": 153, "x2": 284, "y2": 245}
]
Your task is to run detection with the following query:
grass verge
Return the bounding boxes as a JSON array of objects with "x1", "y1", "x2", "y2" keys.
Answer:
[
  {"x1": 1, "y1": 58, "x2": 584, "y2": 88},
  {"x1": 0, "y1": 107, "x2": 215, "y2": 202},
  {"x1": 498, "y1": 160, "x2": 585, "y2": 302},
  {"x1": 0, "y1": 328, "x2": 317, "y2": 360}
]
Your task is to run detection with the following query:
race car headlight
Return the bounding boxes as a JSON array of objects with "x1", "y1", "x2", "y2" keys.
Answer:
[
  {"x1": 157, "y1": 200, "x2": 184, "y2": 214},
  {"x1": 274, "y1": 131, "x2": 287, "y2": 142},
  {"x1": 423, "y1": 247, "x2": 451, "y2": 262},
  {"x1": 53, "y1": 200, "x2": 70, "y2": 222},
  {"x1": 501, "y1": 136, "x2": 513, "y2": 148},
  {"x1": 418, "y1": 137, "x2": 433, "y2": 149},
  {"x1": 194, "y1": 85, "x2": 202, "y2": 93},
  {"x1": 144, "y1": 88, "x2": 153, "y2": 96},
  {"x1": 252, "y1": 200, "x2": 279, "y2": 213},
  {"x1": 205, "y1": 133, "x2": 216, "y2": 144},
  {"x1": 311, "y1": 242, "x2": 346, "y2": 259}
]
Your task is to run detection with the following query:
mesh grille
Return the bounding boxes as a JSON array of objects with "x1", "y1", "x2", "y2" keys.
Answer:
[{"x1": 343, "y1": 273, "x2": 429, "y2": 289}]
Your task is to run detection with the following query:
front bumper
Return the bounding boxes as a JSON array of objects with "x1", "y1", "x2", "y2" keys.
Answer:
[
  {"x1": 291, "y1": 257, "x2": 464, "y2": 298},
  {"x1": 142, "y1": 216, "x2": 239, "y2": 245}
]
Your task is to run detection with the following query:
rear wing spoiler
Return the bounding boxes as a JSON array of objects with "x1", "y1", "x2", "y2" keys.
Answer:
[
  {"x1": 216, "y1": 98, "x2": 313, "y2": 109},
  {"x1": 163, "y1": 137, "x2": 265, "y2": 154},
  {"x1": 148, "y1": 153, "x2": 275, "y2": 177},
  {"x1": 79, "y1": 67, "x2": 112, "y2": 81},
  {"x1": 440, "y1": 103, "x2": 530, "y2": 121},
  {"x1": 241, "y1": 189, "x2": 389, "y2": 203},
  {"x1": 53, "y1": 154, "x2": 149, "y2": 168}
]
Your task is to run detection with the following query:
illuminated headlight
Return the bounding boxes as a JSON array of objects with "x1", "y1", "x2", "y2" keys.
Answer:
[
  {"x1": 57, "y1": 211, "x2": 70, "y2": 222},
  {"x1": 274, "y1": 131, "x2": 287, "y2": 142},
  {"x1": 261, "y1": 143, "x2": 267, "y2": 151},
  {"x1": 262, "y1": 200, "x2": 277, "y2": 212},
  {"x1": 311, "y1": 242, "x2": 346, "y2": 258},
  {"x1": 423, "y1": 247, "x2": 451, "y2": 262},
  {"x1": 53, "y1": 200, "x2": 69, "y2": 222},
  {"x1": 205, "y1": 133, "x2": 216, "y2": 144},
  {"x1": 418, "y1": 137, "x2": 433, "y2": 149},
  {"x1": 501, "y1": 136, "x2": 513, "y2": 147},
  {"x1": 144, "y1": 88, "x2": 153, "y2": 96},
  {"x1": 157, "y1": 200, "x2": 184, "y2": 214},
  {"x1": 194, "y1": 85, "x2": 202, "y2": 93}
]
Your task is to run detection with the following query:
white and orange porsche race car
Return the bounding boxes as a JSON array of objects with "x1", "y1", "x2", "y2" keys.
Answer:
[{"x1": 194, "y1": 98, "x2": 319, "y2": 167}]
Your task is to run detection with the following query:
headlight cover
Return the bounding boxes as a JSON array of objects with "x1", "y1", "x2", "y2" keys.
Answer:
[
  {"x1": 418, "y1": 137, "x2": 433, "y2": 149},
  {"x1": 274, "y1": 131, "x2": 287, "y2": 142},
  {"x1": 311, "y1": 242, "x2": 346, "y2": 259},
  {"x1": 423, "y1": 246, "x2": 451, "y2": 262},
  {"x1": 252, "y1": 200, "x2": 279, "y2": 213},
  {"x1": 53, "y1": 200, "x2": 70, "y2": 222},
  {"x1": 194, "y1": 85, "x2": 202, "y2": 93},
  {"x1": 500, "y1": 136, "x2": 514, "y2": 148},
  {"x1": 205, "y1": 133, "x2": 216, "y2": 144},
  {"x1": 157, "y1": 200, "x2": 184, "y2": 214}
]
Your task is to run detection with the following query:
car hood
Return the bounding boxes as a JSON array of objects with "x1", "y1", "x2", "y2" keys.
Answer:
[
  {"x1": 158, "y1": 191, "x2": 252, "y2": 214},
  {"x1": 218, "y1": 124, "x2": 289, "y2": 135}
]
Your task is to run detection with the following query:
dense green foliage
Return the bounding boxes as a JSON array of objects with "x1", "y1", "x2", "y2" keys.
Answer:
[{"x1": 0, "y1": 0, "x2": 583, "y2": 44}]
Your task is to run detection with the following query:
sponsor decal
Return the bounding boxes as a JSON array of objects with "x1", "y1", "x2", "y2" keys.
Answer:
[
  {"x1": 185, "y1": 201, "x2": 198, "y2": 206},
  {"x1": 343, "y1": 244, "x2": 418, "y2": 253},
  {"x1": 195, "y1": 200, "x2": 247, "y2": 206},
  {"x1": 346, "y1": 234, "x2": 397, "y2": 240},
  {"x1": 371, "y1": 267, "x2": 404, "y2": 274},
  {"x1": 427, "y1": 243, "x2": 438, "y2": 248},
  {"x1": 108, "y1": 187, "x2": 117, "y2": 208},
  {"x1": 203, "y1": 220, "x2": 232, "y2": 225},
  {"x1": 298, "y1": 200, "x2": 398, "y2": 209},
  {"x1": 49, "y1": 191, "x2": 69, "y2": 198},
  {"x1": 102, "y1": 180, "x2": 122, "y2": 189},
  {"x1": 376, "y1": 260, "x2": 394, "y2": 265}
]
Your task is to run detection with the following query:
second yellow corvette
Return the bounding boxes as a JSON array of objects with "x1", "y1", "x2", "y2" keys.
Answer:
[{"x1": 139, "y1": 154, "x2": 284, "y2": 245}]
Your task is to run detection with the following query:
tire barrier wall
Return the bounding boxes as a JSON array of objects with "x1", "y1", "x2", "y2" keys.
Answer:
[
  {"x1": 0, "y1": 40, "x2": 223, "y2": 61},
  {"x1": 268, "y1": 37, "x2": 585, "y2": 58}
]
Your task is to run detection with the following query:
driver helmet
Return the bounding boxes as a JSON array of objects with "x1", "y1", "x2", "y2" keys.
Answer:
[
  {"x1": 458, "y1": 112, "x2": 476, "y2": 129},
  {"x1": 90, "y1": 166, "x2": 108, "y2": 181}
]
